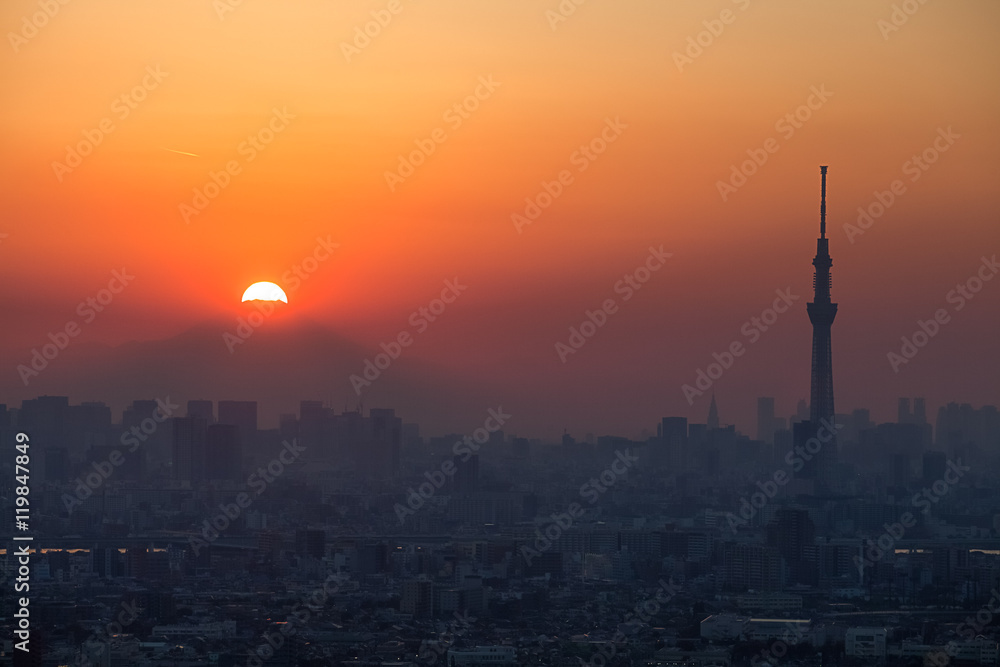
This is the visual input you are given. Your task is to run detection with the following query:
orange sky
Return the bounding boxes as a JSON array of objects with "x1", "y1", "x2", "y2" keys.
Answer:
[{"x1": 1, "y1": 0, "x2": 998, "y2": 436}]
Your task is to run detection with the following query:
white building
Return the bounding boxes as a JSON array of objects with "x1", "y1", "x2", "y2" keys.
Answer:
[
  {"x1": 846, "y1": 627, "x2": 887, "y2": 659},
  {"x1": 894, "y1": 638, "x2": 999, "y2": 665}
]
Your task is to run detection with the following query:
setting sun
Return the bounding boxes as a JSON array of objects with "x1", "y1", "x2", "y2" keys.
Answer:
[{"x1": 241, "y1": 281, "x2": 288, "y2": 303}]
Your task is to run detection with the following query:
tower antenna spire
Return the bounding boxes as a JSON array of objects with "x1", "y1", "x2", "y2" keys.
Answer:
[
  {"x1": 819, "y1": 165, "x2": 828, "y2": 239},
  {"x1": 803, "y1": 165, "x2": 838, "y2": 489}
]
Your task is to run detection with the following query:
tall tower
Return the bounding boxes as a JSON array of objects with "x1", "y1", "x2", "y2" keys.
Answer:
[{"x1": 807, "y1": 166, "x2": 837, "y2": 425}]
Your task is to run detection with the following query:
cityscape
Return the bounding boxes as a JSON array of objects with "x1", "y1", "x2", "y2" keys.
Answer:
[
  {"x1": 2, "y1": 1, "x2": 999, "y2": 666},
  {"x1": 3, "y1": 181, "x2": 1000, "y2": 663}
]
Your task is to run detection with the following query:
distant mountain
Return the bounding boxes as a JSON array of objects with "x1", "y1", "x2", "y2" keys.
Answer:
[{"x1": 5, "y1": 304, "x2": 498, "y2": 434}]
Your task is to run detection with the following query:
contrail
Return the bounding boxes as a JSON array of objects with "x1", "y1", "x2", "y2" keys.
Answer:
[{"x1": 160, "y1": 147, "x2": 200, "y2": 157}]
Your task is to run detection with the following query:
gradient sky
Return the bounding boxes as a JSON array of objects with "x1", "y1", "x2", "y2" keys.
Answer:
[{"x1": 2, "y1": 0, "x2": 998, "y2": 438}]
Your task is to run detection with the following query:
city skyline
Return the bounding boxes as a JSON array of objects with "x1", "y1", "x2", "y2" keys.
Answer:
[
  {"x1": 2, "y1": 1, "x2": 998, "y2": 439},
  {"x1": 3, "y1": 2, "x2": 1000, "y2": 665}
]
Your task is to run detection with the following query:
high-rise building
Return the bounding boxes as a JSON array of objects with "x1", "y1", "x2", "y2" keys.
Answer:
[
  {"x1": 18, "y1": 397, "x2": 73, "y2": 479},
  {"x1": 68, "y1": 402, "x2": 113, "y2": 453},
  {"x1": 401, "y1": 578, "x2": 434, "y2": 618},
  {"x1": 172, "y1": 417, "x2": 207, "y2": 482},
  {"x1": 757, "y1": 397, "x2": 776, "y2": 445},
  {"x1": 662, "y1": 417, "x2": 688, "y2": 468},
  {"x1": 298, "y1": 400, "x2": 327, "y2": 451},
  {"x1": 453, "y1": 454, "x2": 480, "y2": 494},
  {"x1": 898, "y1": 397, "x2": 932, "y2": 446},
  {"x1": 767, "y1": 508, "x2": 817, "y2": 585},
  {"x1": 125, "y1": 399, "x2": 172, "y2": 467},
  {"x1": 217, "y1": 400, "x2": 257, "y2": 450},
  {"x1": 206, "y1": 424, "x2": 242, "y2": 482},
  {"x1": 366, "y1": 408, "x2": 402, "y2": 477},
  {"x1": 898, "y1": 398, "x2": 911, "y2": 424},
  {"x1": 935, "y1": 402, "x2": 1000, "y2": 461},
  {"x1": 922, "y1": 450, "x2": 947, "y2": 485},
  {"x1": 707, "y1": 394, "x2": 720, "y2": 430},
  {"x1": 187, "y1": 400, "x2": 214, "y2": 423}
]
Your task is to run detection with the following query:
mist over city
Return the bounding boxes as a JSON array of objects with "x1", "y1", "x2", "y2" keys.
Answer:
[{"x1": 2, "y1": 1, "x2": 999, "y2": 666}]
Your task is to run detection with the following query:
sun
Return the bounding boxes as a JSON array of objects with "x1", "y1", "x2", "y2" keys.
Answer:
[{"x1": 242, "y1": 281, "x2": 288, "y2": 303}]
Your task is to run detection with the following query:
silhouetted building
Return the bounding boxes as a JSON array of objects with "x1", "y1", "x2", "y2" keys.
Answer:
[
  {"x1": 295, "y1": 529, "x2": 326, "y2": 560},
  {"x1": 757, "y1": 397, "x2": 776, "y2": 445},
  {"x1": 707, "y1": 394, "x2": 720, "y2": 430},
  {"x1": 124, "y1": 399, "x2": 171, "y2": 468},
  {"x1": 722, "y1": 543, "x2": 785, "y2": 591},
  {"x1": 44, "y1": 447, "x2": 68, "y2": 483},
  {"x1": 172, "y1": 417, "x2": 207, "y2": 482},
  {"x1": 298, "y1": 400, "x2": 327, "y2": 452},
  {"x1": 799, "y1": 167, "x2": 838, "y2": 489},
  {"x1": 364, "y1": 407, "x2": 401, "y2": 477},
  {"x1": 401, "y1": 578, "x2": 434, "y2": 619},
  {"x1": 206, "y1": 423, "x2": 242, "y2": 482},
  {"x1": 936, "y1": 402, "x2": 1000, "y2": 462},
  {"x1": 923, "y1": 450, "x2": 948, "y2": 485},
  {"x1": 662, "y1": 416, "x2": 688, "y2": 469},
  {"x1": 187, "y1": 399, "x2": 214, "y2": 423},
  {"x1": 454, "y1": 453, "x2": 479, "y2": 494},
  {"x1": 808, "y1": 168, "x2": 837, "y2": 425},
  {"x1": 217, "y1": 400, "x2": 257, "y2": 454},
  {"x1": 767, "y1": 507, "x2": 817, "y2": 585}
]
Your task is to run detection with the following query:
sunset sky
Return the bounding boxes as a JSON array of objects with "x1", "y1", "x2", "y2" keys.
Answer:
[{"x1": 2, "y1": 0, "x2": 998, "y2": 437}]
